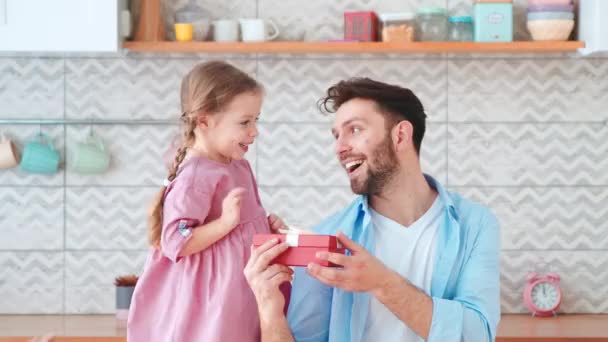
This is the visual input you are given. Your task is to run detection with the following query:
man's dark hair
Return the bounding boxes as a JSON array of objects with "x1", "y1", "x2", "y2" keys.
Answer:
[{"x1": 318, "y1": 77, "x2": 427, "y2": 154}]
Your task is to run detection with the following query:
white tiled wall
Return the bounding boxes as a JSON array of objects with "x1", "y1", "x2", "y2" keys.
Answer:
[{"x1": 1, "y1": 0, "x2": 607, "y2": 314}]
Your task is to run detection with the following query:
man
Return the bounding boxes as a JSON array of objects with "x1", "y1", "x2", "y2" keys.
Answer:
[{"x1": 245, "y1": 78, "x2": 500, "y2": 342}]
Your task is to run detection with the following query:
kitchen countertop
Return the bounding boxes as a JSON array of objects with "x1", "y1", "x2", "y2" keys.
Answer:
[
  {"x1": 0, "y1": 315, "x2": 125, "y2": 342},
  {"x1": 1, "y1": 314, "x2": 607, "y2": 341},
  {"x1": 497, "y1": 314, "x2": 608, "y2": 341}
]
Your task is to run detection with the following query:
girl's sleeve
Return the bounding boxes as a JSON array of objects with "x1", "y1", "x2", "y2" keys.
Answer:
[{"x1": 160, "y1": 184, "x2": 213, "y2": 262}]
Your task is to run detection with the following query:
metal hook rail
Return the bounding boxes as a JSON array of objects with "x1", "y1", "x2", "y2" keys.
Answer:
[{"x1": 0, "y1": 119, "x2": 179, "y2": 125}]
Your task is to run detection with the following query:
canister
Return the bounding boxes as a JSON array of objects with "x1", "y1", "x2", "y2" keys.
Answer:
[{"x1": 473, "y1": 0, "x2": 513, "y2": 42}]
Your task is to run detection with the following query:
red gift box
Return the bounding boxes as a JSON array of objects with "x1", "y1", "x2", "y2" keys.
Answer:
[
  {"x1": 344, "y1": 11, "x2": 379, "y2": 42},
  {"x1": 252, "y1": 234, "x2": 346, "y2": 267}
]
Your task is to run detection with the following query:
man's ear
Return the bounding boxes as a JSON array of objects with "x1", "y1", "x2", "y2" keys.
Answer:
[{"x1": 393, "y1": 120, "x2": 413, "y2": 152}]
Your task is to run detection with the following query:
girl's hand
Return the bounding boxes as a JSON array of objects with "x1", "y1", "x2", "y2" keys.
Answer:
[
  {"x1": 221, "y1": 188, "x2": 246, "y2": 230},
  {"x1": 267, "y1": 213, "x2": 286, "y2": 233}
]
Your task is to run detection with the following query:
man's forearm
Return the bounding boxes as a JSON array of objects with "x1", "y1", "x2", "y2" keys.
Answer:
[
  {"x1": 260, "y1": 312, "x2": 294, "y2": 342},
  {"x1": 372, "y1": 270, "x2": 433, "y2": 340}
]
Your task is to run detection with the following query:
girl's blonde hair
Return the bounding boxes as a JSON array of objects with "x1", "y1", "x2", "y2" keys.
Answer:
[{"x1": 148, "y1": 61, "x2": 261, "y2": 248}]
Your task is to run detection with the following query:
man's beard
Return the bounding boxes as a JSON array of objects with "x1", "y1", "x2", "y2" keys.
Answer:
[{"x1": 350, "y1": 136, "x2": 399, "y2": 195}]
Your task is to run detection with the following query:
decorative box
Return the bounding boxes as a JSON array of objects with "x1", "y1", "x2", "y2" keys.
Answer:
[
  {"x1": 252, "y1": 234, "x2": 345, "y2": 267},
  {"x1": 473, "y1": 0, "x2": 513, "y2": 42},
  {"x1": 344, "y1": 11, "x2": 379, "y2": 41}
]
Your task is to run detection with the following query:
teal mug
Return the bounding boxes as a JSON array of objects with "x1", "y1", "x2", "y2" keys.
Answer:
[
  {"x1": 69, "y1": 132, "x2": 110, "y2": 174},
  {"x1": 19, "y1": 133, "x2": 60, "y2": 174}
]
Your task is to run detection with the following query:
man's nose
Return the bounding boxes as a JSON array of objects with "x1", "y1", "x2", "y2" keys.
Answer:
[{"x1": 335, "y1": 136, "x2": 351, "y2": 156}]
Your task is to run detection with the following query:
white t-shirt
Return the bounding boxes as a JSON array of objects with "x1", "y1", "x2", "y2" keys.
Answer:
[{"x1": 362, "y1": 196, "x2": 443, "y2": 342}]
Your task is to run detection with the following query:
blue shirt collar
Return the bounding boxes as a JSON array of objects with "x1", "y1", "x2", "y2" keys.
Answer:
[{"x1": 355, "y1": 174, "x2": 457, "y2": 221}]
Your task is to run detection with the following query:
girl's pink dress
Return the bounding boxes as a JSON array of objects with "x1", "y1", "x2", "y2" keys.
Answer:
[{"x1": 128, "y1": 156, "x2": 270, "y2": 342}]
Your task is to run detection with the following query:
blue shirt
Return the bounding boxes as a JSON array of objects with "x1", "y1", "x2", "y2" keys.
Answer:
[{"x1": 287, "y1": 175, "x2": 501, "y2": 342}]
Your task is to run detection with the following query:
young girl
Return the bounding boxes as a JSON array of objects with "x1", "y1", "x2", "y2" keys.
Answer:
[{"x1": 127, "y1": 61, "x2": 290, "y2": 342}]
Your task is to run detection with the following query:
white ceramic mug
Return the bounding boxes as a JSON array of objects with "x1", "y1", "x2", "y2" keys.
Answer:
[
  {"x1": 212, "y1": 19, "x2": 239, "y2": 42},
  {"x1": 239, "y1": 18, "x2": 279, "y2": 42},
  {"x1": 0, "y1": 132, "x2": 20, "y2": 169}
]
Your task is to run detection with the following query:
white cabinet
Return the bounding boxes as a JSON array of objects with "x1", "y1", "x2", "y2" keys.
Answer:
[
  {"x1": 0, "y1": 0, "x2": 126, "y2": 52},
  {"x1": 578, "y1": 0, "x2": 608, "y2": 55}
]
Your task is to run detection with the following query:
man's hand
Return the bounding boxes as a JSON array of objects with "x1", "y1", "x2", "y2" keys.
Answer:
[
  {"x1": 307, "y1": 231, "x2": 393, "y2": 293},
  {"x1": 311, "y1": 231, "x2": 433, "y2": 340},
  {"x1": 267, "y1": 213, "x2": 287, "y2": 233},
  {"x1": 244, "y1": 238, "x2": 292, "y2": 318}
]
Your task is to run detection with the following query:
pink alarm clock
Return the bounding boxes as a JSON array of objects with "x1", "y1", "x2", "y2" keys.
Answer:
[{"x1": 523, "y1": 272, "x2": 562, "y2": 317}]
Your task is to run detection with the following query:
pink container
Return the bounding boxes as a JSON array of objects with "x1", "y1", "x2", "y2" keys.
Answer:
[
  {"x1": 528, "y1": 0, "x2": 571, "y2": 6},
  {"x1": 528, "y1": 4, "x2": 573, "y2": 12}
]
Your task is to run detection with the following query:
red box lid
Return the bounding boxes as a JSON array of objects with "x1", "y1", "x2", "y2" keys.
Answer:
[
  {"x1": 344, "y1": 11, "x2": 378, "y2": 18},
  {"x1": 253, "y1": 234, "x2": 340, "y2": 249}
]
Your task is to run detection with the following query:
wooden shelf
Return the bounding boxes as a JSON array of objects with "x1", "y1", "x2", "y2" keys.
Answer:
[
  {"x1": 497, "y1": 314, "x2": 608, "y2": 341},
  {"x1": 122, "y1": 41, "x2": 585, "y2": 54}
]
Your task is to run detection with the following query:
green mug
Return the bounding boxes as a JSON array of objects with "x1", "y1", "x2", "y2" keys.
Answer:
[
  {"x1": 69, "y1": 132, "x2": 110, "y2": 174},
  {"x1": 19, "y1": 133, "x2": 60, "y2": 174}
]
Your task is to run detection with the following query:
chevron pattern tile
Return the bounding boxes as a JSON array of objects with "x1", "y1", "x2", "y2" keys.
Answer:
[
  {"x1": 448, "y1": 60, "x2": 608, "y2": 122},
  {"x1": 0, "y1": 252, "x2": 63, "y2": 313},
  {"x1": 257, "y1": 123, "x2": 345, "y2": 186},
  {"x1": 421, "y1": 124, "x2": 447, "y2": 184},
  {"x1": 2, "y1": 0, "x2": 608, "y2": 316},
  {"x1": 0, "y1": 125, "x2": 65, "y2": 186},
  {"x1": 452, "y1": 187, "x2": 608, "y2": 250},
  {"x1": 65, "y1": 251, "x2": 147, "y2": 313},
  {"x1": 66, "y1": 187, "x2": 157, "y2": 250},
  {"x1": 257, "y1": 123, "x2": 446, "y2": 186},
  {"x1": 0, "y1": 59, "x2": 64, "y2": 118},
  {"x1": 64, "y1": 125, "x2": 257, "y2": 185},
  {"x1": 66, "y1": 125, "x2": 178, "y2": 186},
  {"x1": 65, "y1": 59, "x2": 256, "y2": 120},
  {"x1": 259, "y1": 59, "x2": 447, "y2": 123},
  {"x1": 447, "y1": 124, "x2": 608, "y2": 186},
  {"x1": 501, "y1": 251, "x2": 608, "y2": 313},
  {"x1": 259, "y1": 187, "x2": 356, "y2": 228},
  {"x1": 259, "y1": 0, "x2": 446, "y2": 42},
  {"x1": 0, "y1": 187, "x2": 64, "y2": 250}
]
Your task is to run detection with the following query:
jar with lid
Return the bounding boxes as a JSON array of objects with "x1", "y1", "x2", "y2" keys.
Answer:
[
  {"x1": 175, "y1": 2, "x2": 210, "y2": 41},
  {"x1": 378, "y1": 13, "x2": 416, "y2": 42},
  {"x1": 448, "y1": 16, "x2": 473, "y2": 41},
  {"x1": 415, "y1": 7, "x2": 448, "y2": 41}
]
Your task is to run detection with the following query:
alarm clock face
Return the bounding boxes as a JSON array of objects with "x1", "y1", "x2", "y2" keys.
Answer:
[{"x1": 531, "y1": 281, "x2": 560, "y2": 310}]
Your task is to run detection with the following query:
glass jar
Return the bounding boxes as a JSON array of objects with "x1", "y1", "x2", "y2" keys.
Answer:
[
  {"x1": 448, "y1": 16, "x2": 473, "y2": 41},
  {"x1": 415, "y1": 7, "x2": 448, "y2": 41},
  {"x1": 378, "y1": 12, "x2": 416, "y2": 42},
  {"x1": 175, "y1": 2, "x2": 210, "y2": 41}
]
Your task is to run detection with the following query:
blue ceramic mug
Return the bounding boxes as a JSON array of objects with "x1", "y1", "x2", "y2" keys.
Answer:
[{"x1": 19, "y1": 133, "x2": 60, "y2": 174}]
